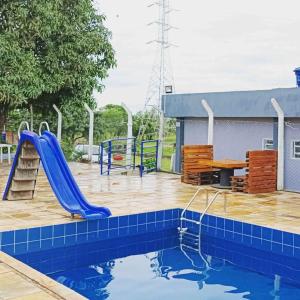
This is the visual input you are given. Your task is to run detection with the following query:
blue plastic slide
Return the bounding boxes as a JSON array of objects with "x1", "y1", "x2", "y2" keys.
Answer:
[{"x1": 3, "y1": 131, "x2": 111, "y2": 219}]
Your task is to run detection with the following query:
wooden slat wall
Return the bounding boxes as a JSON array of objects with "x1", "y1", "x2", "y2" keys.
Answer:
[
  {"x1": 181, "y1": 145, "x2": 214, "y2": 184},
  {"x1": 245, "y1": 150, "x2": 277, "y2": 194}
]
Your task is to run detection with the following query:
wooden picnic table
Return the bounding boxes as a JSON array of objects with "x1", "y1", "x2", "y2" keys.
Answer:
[{"x1": 198, "y1": 159, "x2": 247, "y2": 188}]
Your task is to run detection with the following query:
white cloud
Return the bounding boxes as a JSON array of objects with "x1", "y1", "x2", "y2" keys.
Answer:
[{"x1": 95, "y1": 0, "x2": 300, "y2": 112}]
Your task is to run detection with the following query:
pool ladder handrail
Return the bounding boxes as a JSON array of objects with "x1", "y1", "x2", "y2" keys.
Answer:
[
  {"x1": 179, "y1": 187, "x2": 206, "y2": 233},
  {"x1": 178, "y1": 189, "x2": 228, "y2": 249},
  {"x1": 178, "y1": 189, "x2": 228, "y2": 271},
  {"x1": 179, "y1": 188, "x2": 228, "y2": 234},
  {"x1": 198, "y1": 190, "x2": 227, "y2": 227}
]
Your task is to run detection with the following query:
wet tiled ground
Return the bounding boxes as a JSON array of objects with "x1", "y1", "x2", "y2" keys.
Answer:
[
  {"x1": 1, "y1": 161, "x2": 300, "y2": 299},
  {"x1": 1, "y1": 162, "x2": 300, "y2": 233}
]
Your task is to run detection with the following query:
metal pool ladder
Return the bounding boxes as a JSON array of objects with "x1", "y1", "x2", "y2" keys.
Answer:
[{"x1": 178, "y1": 188, "x2": 228, "y2": 252}]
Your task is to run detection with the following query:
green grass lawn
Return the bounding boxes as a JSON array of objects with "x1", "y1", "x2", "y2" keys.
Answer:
[
  {"x1": 132, "y1": 135, "x2": 176, "y2": 172},
  {"x1": 161, "y1": 135, "x2": 176, "y2": 172},
  {"x1": 104, "y1": 135, "x2": 176, "y2": 173}
]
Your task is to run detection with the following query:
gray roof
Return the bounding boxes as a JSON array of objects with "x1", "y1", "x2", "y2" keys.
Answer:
[{"x1": 163, "y1": 87, "x2": 300, "y2": 118}]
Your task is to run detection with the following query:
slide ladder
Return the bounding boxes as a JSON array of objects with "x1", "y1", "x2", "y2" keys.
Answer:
[
  {"x1": 3, "y1": 130, "x2": 111, "y2": 220},
  {"x1": 6, "y1": 141, "x2": 40, "y2": 200}
]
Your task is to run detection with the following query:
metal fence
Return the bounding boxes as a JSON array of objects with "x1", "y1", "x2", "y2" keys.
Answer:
[
  {"x1": 139, "y1": 140, "x2": 159, "y2": 177},
  {"x1": 100, "y1": 137, "x2": 136, "y2": 175}
]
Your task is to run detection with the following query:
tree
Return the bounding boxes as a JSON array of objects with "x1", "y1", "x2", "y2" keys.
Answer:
[
  {"x1": 0, "y1": 0, "x2": 116, "y2": 131},
  {"x1": 94, "y1": 104, "x2": 128, "y2": 142},
  {"x1": 133, "y1": 109, "x2": 160, "y2": 140}
]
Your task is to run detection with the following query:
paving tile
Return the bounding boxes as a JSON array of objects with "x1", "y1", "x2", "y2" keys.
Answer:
[
  {"x1": 0, "y1": 272, "x2": 40, "y2": 299},
  {"x1": 8, "y1": 291, "x2": 57, "y2": 300},
  {"x1": 0, "y1": 263, "x2": 11, "y2": 274},
  {"x1": 1, "y1": 161, "x2": 300, "y2": 300}
]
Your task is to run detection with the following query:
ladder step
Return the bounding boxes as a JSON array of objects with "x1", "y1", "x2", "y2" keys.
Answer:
[
  {"x1": 18, "y1": 159, "x2": 39, "y2": 169},
  {"x1": 179, "y1": 228, "x2": 199, "y2": 237},
  {"x1": 181, "y1": 233, "x2": 199, "y2": 241},
  {"x1": 17, "y1": 166, "x2": 38, "y2": 170},
  {"x1": 181, "y1": 244, "x2": 198, "y2": 252},
  {"x1": 181, "y1": 238, "x2": 199, "y2": 246},
  {"x1": 181, "y1": 217, "x2": 200, "y2": 225},
  {"x1": 10, "y1": 187, "x2": 34, "y2": 192},
  {"x1": 7, "y1": 190, "x2": 33, "y2": 200},
  {"x1": 22, "y1": 143, "x2": 35, "y2": 149},
  {"x1": 13, "y1": 177, "x2": 36, "y2": 181},
  {"x1": 182, "y1": 231, "x2": 199, "y2": 238},
  {"x1": 11, "y1": 179, "x2": 35, "y2": 190},
  {"x1": 15, "y1": 169, "x2": 38, "y2": 180},
  {"x1": 20, "y1": 156, "x2": 40, "y2": 160}
]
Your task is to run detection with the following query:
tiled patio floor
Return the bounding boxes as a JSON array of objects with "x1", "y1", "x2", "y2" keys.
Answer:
[
  {"x1": 1, "y1": 161, "x2": 300, "y2": 299},
  {"x1": 1, "y1": 162, "x2": 300, "y2": 234}
]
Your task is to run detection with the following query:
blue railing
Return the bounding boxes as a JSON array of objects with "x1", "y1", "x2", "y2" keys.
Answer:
[
  {"x1": 100, "y1": 137, "x2": 136, "y2": 175},
  {"x1": 140, "y1": 139, "x2": 159, "y2": 177}
]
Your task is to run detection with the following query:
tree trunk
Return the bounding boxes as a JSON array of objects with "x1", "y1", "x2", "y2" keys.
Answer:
[{"x1": 0, "y1": 104, "x2": 8, "y2": 132}]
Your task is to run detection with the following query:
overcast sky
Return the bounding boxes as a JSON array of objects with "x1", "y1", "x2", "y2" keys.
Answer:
[{"x1": 94, "y1": 0, "x2": 300, "y2": 112}]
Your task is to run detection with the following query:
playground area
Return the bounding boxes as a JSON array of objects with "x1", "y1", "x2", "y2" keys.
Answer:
[
  {"x1": 1, "y1": 156, "x2": 300, "y2": 299},
  {"x1": 0, "y1": 123, "x2": 300, "y2": 300},
  {"x1": 1, "y1": 161, "x2": 300, "y2": 234},
  {"x1": 3, "y1": 1, "x2": 300, "y2": 298}
]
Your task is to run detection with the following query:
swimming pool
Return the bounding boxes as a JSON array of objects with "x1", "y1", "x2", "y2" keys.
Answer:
[
  {"x1": 14, "y1": 226, "x2": 300, "y2": 300},
  {"x1": 1, "y1": 209, "x2": 300, "y2": 299}
]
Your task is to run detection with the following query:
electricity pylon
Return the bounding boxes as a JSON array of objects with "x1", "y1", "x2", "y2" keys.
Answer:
[{"x1": 138, "y1": 0, "x2": 176, "y2": 170}]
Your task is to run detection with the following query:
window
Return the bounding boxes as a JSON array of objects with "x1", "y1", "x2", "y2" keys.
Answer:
[
  {"x1": 263, "y1": 138, "x2": 273, "y2": 150},
  {"x1": 292, "y1": 141, "x2": 300, "y2": 159}
]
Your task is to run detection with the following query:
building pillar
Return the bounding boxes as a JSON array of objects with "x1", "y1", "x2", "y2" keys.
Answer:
[
  {"x1": 175, "y1": 118, "x2": 184, "y2": 173},
  {"x1": 271, "y1": 98, "x2": 285, "y2": 191},
  {"x1": 201, "y1": 99, "x2": 214, "y2": 145},
  {"x1": 273, "y1": 117, "x2": 278, "y2": 149}
]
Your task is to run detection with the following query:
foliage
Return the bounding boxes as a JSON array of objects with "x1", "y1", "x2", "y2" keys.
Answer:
[
  {"x1": 94, "y1": 104, "x2": 128, "y2": 142},
  {"x1": 144, "y1": 158, "x2": 157, "y2": 170},
  {"x1": 6, "y1": 104, "x2": 176, "y2": 154},
  {"x1": 0, "y1": 0, "x2": 116, "y2": 129},
  {"x1": 51, "y1": 103, "x2": 129, "y2": 154},
  {"x1": 60, "y1": 139, "x2": 75, "y2": 160},
  {"x1": 71, "y1": 150, "x2": 85, "y2": 162},
  {"x1": 133, "y1": 109, "x2": 159, "y2": 140},
  {"x1": 0, "y1": 0, "x2": 181, "y2": 169},
  {"x1": 6, "y1": 103, "x2": 129, "y2": 157}
]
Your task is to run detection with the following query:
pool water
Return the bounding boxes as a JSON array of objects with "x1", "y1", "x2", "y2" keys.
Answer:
[{"x1": 15, "y1": 229, "x2": 300, "y2": 300}]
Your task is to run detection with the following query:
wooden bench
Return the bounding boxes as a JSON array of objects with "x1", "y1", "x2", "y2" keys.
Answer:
[
  {"x1": 231, "y1": 150, "x2": 277, "y2": 194},
  {"x1": 181, "y1": 145, "x2": 220, "y2": 185}
]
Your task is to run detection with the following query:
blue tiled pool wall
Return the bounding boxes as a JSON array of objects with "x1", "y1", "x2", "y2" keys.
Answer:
[
  {"x1": 0, "y1": 208, "x2": 180, "y2": 256},
  {"x1": 16, "y1": 229, "x2": 179, "y2": 275},
  {"x1": 182, "y1": 210, "x2": 300, "y2": 260},
  {"x1": 201, "y1": 234, "x2": 300, "y2": 285},
  {"x1": 1, "y1": 207, "x2": 300, "y2": 260}
]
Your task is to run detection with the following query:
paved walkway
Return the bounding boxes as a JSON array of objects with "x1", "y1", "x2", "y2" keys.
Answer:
[
  {"x1": 1, "y1": 162, "x2": 300, "y2": 233},
  {"x1": 1, "y1": 161, "x2": 300, "y2": 299}
]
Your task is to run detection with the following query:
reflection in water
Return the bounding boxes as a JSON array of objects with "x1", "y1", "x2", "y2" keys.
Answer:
[
  {"x1": 15, "y1": 230, "x2": 300, "y2": 300},
  {"x1": 55, "y1": 260, "x2": 115, "y2": 299},
  {"x1": 151, "y1": 244, "x2": 290, "y2": 300}
]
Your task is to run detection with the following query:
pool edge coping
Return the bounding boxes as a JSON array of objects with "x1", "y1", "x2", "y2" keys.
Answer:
[{"x1": 0, "y1": 251, "x2": 87, "y2": 300}]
